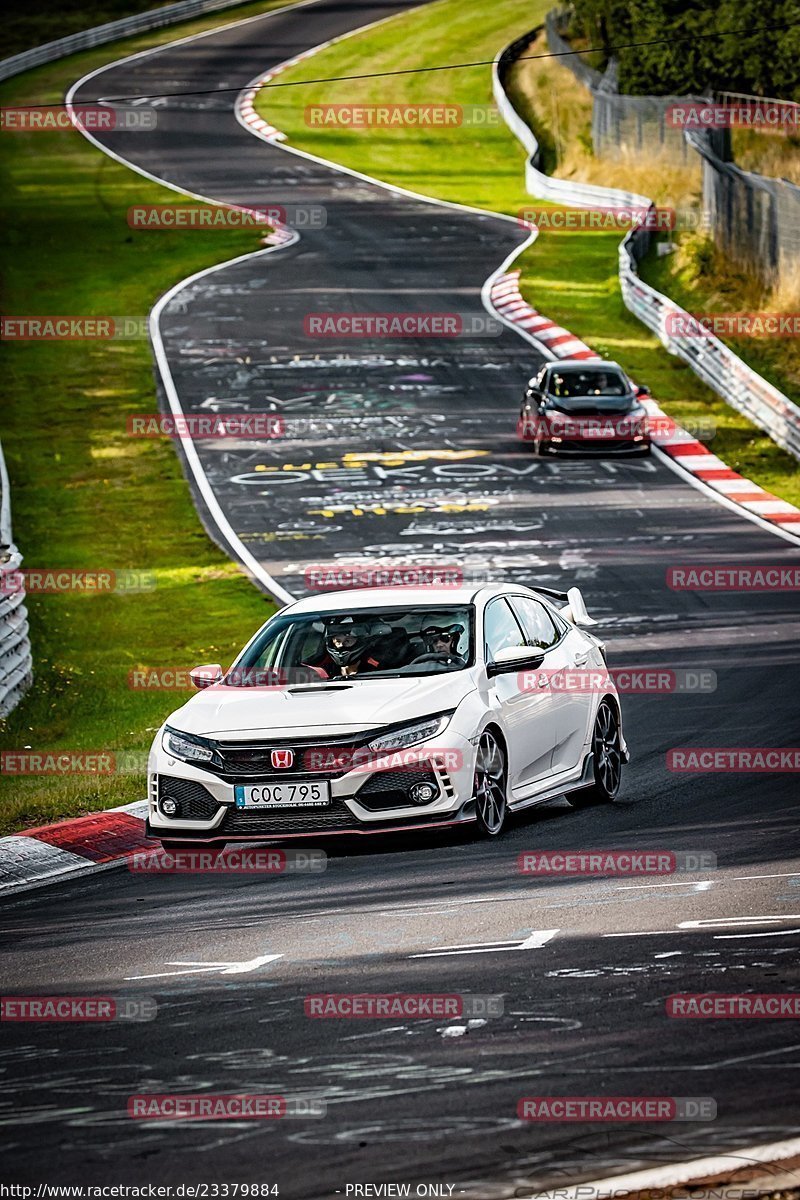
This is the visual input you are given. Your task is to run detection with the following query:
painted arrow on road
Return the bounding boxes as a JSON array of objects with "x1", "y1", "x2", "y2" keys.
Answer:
[
  {"x1": 126, "y1": 954, "x2": 283, "y2": 980},
  {"x1": 410, "y1": 929, "x2": 559, "y2": 958}
]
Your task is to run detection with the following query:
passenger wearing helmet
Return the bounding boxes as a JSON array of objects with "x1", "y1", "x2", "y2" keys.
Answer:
[{"x1": 412, "y1": 623, "x2": 466, "y2": 667}]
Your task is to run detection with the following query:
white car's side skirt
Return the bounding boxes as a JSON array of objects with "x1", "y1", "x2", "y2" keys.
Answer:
[{"x1": 509, "y1": 758, "x2": 592, "y2": 812}]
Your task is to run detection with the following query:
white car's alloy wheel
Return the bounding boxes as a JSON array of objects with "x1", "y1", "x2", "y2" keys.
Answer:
[
  {"x1": 571, "y1": 698, "x2": 623, "y2": 806},
  {"x1": 594, "y1": 699, "x2": 622, "y2": 798},
  {"x1": 474, "y1": 730, "x2": 507, "y2": 836}
]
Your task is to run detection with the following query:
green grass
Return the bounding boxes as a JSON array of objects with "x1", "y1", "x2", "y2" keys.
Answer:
[
  {"x1": 257, "y1": 0, "x2": 541, "y2": 213},
  {"x1": 0, "y1": 0, "x2": 294, "y2": 835},
  {"x1": 255, "y1": 0, "x2": 800, "y2": 509}
]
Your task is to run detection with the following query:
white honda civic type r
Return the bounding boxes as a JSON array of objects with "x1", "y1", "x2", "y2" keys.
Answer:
[{"x1": 147, "y1": 584, "x2": 629, "y2": 847}]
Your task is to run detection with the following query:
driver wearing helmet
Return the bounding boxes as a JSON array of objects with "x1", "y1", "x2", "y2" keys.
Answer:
[
  {"x1": 323, "y1": 616, "x2": 389, "y2": 678},
  {"x1": 417, "y1": 622, "x2": 465, "y2": 666}
]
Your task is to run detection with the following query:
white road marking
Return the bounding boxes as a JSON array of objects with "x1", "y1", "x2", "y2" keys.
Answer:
[
  {"x1": 730, "y1": 871, "x2": 800, "y2": 881},
  {"x1": 410, "y1": 929, "x2": 558, "y2": 958},
  {"x1": 679, "y1": 916, "x2": 800, "y2": 928},
  {"x1": 126, "y1": 953, "x2": 282, "y2": 980},
  {"x1": 519, "y1": 929, "x2": 561, "y2": 949},
  {"x1": 615, "y1": 880, "x2": 713, "y2": 890},
  {"x1": 604, "y1": 914, "x2": 800, "y2": 939},
  {"x1": 714, "y1": 928, "x2": 800, "y2": 939},
  {"x1": 422, "y1": 939, "x2": 527, "y2": 951},
  {"x1": 603, "y1": 930, "x2": 679, "y2": 937}
]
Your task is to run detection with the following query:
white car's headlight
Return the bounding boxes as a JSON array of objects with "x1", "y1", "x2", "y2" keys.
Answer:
[
  {"x1": 368, "y1": 713, "x2": 452, "y2": 754},
  {"x1": 162, "y1": 726, "x2": 215, "y2": 764}
]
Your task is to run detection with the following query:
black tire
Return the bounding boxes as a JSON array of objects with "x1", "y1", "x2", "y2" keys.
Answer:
[
  {"x1": 473, "y1": 730, "x2": 508, "y2": 836},
  {"x1": 569, "y1": 699, "x2": 623, "y2": 806},
  {"x1": 518, "y1": 413, "x2": 535, "y2": 442}
]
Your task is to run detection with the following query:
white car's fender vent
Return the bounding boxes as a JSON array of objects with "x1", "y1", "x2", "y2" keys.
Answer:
[{"x1": 431, "y1": 757, "x2": 457, "y2": 801}]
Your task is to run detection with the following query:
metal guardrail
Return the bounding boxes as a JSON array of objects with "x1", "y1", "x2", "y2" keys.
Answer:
[
  {"x1": 0, "y1": 0, "x2": 251, "y2": 83},
  {"x1": 493, "y1": 33, "x2": 800, "y2": 463},
  {"x1": 0, "y1": 442, "x2": 33, "y2": 719},
  {"x1": 619, "y1": 226, "x2": 800, "y2": 460}
]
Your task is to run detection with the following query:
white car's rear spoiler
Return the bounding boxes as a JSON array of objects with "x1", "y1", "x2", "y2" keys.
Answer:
[
  {"x1": 533, "y1": 585, "x2": 598, "y2": 627},
  {"x1": 561, "y1": 587, "x2": 598, "y2": 627}
]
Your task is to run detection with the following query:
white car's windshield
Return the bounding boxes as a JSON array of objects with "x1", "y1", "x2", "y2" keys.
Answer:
[{"x1": 231, "y1": 606, "x2": 475, "y2": 683}]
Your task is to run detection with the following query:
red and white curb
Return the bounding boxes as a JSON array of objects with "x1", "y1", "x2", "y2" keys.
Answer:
[
  {"x1": 238, "y1": 44, "x2": 321, "y2": 141},
  {"x1": 238, "y1": 51, "x2": 317, "y2": 249},
  {"x1": 491, "y1": 271, "x2": 597, "y2": 360},
  {"x1": 0, "y1": 800, "x2": 152, "y2": 895},
  {"x1": 491, "y1": 269, "x2": 800, "y2": 532}
]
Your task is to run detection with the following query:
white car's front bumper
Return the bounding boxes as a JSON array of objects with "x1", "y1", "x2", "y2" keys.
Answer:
[{"x1": 147, "y1": 727, "x2": 477, "y2": 843}]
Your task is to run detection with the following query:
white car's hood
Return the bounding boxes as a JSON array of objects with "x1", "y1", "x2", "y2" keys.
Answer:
[{"x1": 167, "y1": 672, "x2": 475, "y2": 739}]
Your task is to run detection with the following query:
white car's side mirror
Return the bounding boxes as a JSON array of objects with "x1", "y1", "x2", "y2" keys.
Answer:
[{"x1": 189, "y1": 663, "x2": 223, "y2": 689}]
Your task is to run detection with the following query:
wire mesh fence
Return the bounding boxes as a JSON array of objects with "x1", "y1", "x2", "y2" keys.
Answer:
[
  {"x1": 545, "y1": 10, "x2": 800, "y2": 278},
  {"x1": 687, "y1": 128, "x2": 800, "y2": 278},
  {"x1": 545, "y1": 10, "x2": 704, "y2": 162}
]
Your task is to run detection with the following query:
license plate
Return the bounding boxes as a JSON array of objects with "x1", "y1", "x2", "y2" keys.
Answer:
[
  {"x1": 234, "y1": 780, "x2": 331, "y2": 809},
  {"x1": 577, "y1": 425, "x2": 616, "y2": 438}
]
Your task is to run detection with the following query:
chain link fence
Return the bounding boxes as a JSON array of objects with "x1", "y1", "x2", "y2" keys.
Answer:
[
  {"x1": 0, "y1": 442, "x2": 33, "y2": 719},
  {"x1": 687, "y1": 128, "x2": 800, "y2": 277},
  {"x1": 545, "y1": 10, "x2": 704, "y2": 162},
  {"x1": 545, "y1": 10, "x2": 800, "y2": 280}
]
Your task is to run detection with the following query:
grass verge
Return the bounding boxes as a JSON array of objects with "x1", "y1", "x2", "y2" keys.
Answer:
[
  {"x1": 0, "y1": 0, "x2": 292, "y2": 836},
  {"x1": 255, "y1": 3, "x2": 800, "y2": 508}
]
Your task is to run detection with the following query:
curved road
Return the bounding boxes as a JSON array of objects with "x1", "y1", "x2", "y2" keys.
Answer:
[{"x1": 3, "y1": 1, "x2": 799, "y2": 1194}]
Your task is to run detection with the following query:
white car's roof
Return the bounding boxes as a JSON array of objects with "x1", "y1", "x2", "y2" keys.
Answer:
[{"x1": 286, "y1": 584, "x2": 514, "y2": 613}]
